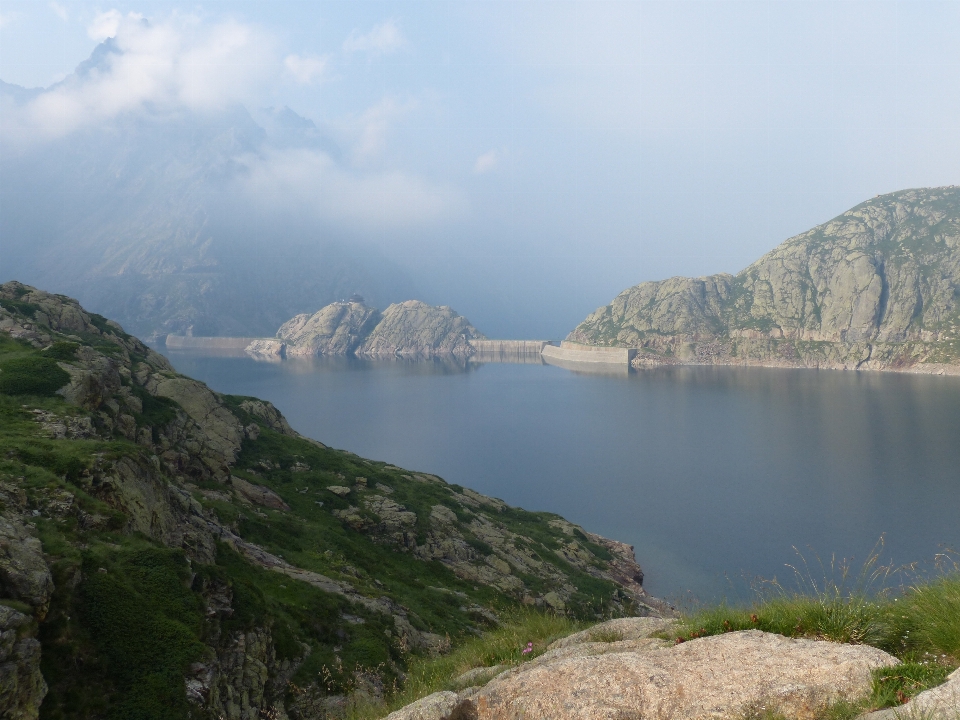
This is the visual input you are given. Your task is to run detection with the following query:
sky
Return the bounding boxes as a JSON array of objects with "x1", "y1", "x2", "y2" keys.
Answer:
[{"x1": 2, "y1": 1, "x2": 960, "y2": 337}]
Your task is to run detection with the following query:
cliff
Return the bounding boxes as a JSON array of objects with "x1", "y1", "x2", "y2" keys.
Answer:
[
  {"x1": 0, "y1": 282, "x2": 653, "y2": 719},
  {"x1": 260, "y1": 299, "x2": 486, "y2": 359},
  {"x1": 569, "y1": 187, "x2": 960, "y2": 372}
]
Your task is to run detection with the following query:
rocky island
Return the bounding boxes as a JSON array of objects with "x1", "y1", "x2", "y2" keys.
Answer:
[
  {"x1": 569, "y1": 187, "x2": 960, "y2": 373},
  {"x1": 246, "y1": 298, "x2": 486, "y2": 360}
]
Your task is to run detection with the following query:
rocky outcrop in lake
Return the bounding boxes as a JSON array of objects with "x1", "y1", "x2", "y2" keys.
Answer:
[
  {"x1": 0, "y1": 281, "x2": 647, "y2": 719},
  {"x1": 569, "y1": 187, "x2": 960, "y2": 373},
  {"x1": 253, "y1": 298, "x2": 486, "y2": 359}
]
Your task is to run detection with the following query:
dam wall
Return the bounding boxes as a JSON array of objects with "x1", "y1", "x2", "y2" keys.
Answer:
[
  {"x1": 541, "y1": 341, "x2": 636, "y2": 365},
  {"x1": 469, "y1": 340, "x2": 549, "y2": 364},
  {"x1": 165, "y1": 335, "x2": 267, "y2": 351}
]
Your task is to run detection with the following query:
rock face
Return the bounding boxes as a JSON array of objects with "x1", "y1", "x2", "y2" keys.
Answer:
[
  {"x1": 357, "y1": 301, "x2": 485, "y2": 357},
  {"x1": 0, "y1": 605, "x2": 47, "y2": 720},
  {"x1": 264, "y1": 299, "x2": 486, "y2": 359},
  {"x1": 277, "y1": 300, "x2": 382, "y2": 356},
  {"x1": 569, "y1": 187, "x2": 960, "y2": 372},
  {"x1": 0, "y1": 281, "x2": 650, "y2": 719}
]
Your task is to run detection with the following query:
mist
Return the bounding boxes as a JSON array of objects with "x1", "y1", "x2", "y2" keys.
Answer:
[{"x1": 2, "y1": 1, "x2": 960, "y2": 339}]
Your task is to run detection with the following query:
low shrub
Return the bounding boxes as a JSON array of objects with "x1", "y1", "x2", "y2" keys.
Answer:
[{"x1": 0, "y1": 356, "x2": 70, "y2": 396}]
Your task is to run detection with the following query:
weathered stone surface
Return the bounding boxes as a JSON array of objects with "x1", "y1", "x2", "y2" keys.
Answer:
[
  {"x1": 277, "y1": 301, "x2": 381, "y2": 356},
  {"x1": 230, "y1": 476, "x2": 291, "y2": 510},
  {"x1": 0, "y1": 605, "x2": 47, "y2": 720},
  {"x1": 384, "y1": 691, "x2": 460, "y2": 720},
  {"x1": 357, "y1": 301, "x2": 485, "y2": 357},
  {"x1": 862, "y1": 666, "x2": 960, "y2": 719},
  {"x1": 244, "y1": 338, "x2": 286, "y2": 360},
  {"x1": 463, "y1": 630, "x2": 897, "y2": 720},
  {"x1": 148, "y1": 376, "x2": 244, "y2": 471},
  {"x1": 570, "y1": 187, "x2": 960, "y2": 373},
  {"x1": 0, "y1": 515, "x2": 54, "y2": 618},
  {"x1": 238, "y1": 399, "x2": 299, "y2": 438},
  {"x1": 274, "y1": 299, "x2": 486, "y2": 358},
  {"x1": 546, "y1": 616, "x2": 674, "y2": 651}
]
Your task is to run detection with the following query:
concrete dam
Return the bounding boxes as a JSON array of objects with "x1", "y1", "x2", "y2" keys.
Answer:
[{"x1": 165, "y1": 336, "x2": 637, "y2": 370}]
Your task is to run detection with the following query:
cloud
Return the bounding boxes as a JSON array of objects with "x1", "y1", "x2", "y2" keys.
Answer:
[
  {"x1": 342, "y1": 20, "x2": 406, "y2": 56},
  {"x1": 87, "y1": 9, "x2": 123, "y2": 40},
  {"x1": 284, "y1": 54, "x2": 328, "y2": 84},
  {"x1": 474, "y1": 150, "x2": 499, "y2": 174},
  {"x1": 348, "y1": 97, "x2": 414, "y2": 164},
  {"x1": 0, "y1": 11, "x2": 18, "y2": 29},
  {"x1": 6, "y1": 12, "x2": 275, "y2": 140},
  {"x1": 49, "y1": 2, "x2": 68, "y2": 22},
  {"x1": 237, "y1": 147, "x2": 466, "y2": 233}
]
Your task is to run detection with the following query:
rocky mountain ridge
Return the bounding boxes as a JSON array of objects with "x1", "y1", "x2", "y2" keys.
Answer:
[
  {"x1": 0, "y1": 282, "x2": 658, "y2": 719},
  {"x1": 248, "y1": 299, "x2": 486, "y2": 359},
  {"x1": 569, "y1": 187, "x2": 960, "y2": 372}
]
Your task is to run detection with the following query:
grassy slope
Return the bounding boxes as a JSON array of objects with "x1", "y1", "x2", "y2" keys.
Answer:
[{"x1": 0, "y1": 288, "x2": 629, "y2": 720}]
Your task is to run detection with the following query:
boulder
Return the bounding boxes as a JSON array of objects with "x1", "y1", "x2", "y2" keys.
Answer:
[
  {"x1": 461, "y1": 630, "x2": 897, "y2": 720},
  {"x1": 384, "y1": 691, "x2": 460, "y2": 720}
]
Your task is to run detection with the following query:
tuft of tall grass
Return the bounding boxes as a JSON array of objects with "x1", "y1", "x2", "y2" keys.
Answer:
[
  {"x1": 674, "y1": 544, "x2": 893, "y2": 646},
  {"x1": 347, "y1": 609, "x2": 583, "y2": 719}
]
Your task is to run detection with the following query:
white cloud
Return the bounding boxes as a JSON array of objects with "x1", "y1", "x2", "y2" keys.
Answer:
[
  {"x1": 237, "y1": 147, "x2": 466, "y2": 232},
  {"x1": 284, "y1": 54, "x2": 328, "y2": 84},
  {"x1": 87, "y1": 9, "x2": 123, "y2": 40},
  {"x1": 348, "y1": 97, "x2": 414, "y2": 164},
  {"x1": 474, "y1": 150, "x2": 499, "y2": 174},
  {"x1": 49, "y1": 2, "x2": 68, "y2": 22},
  {"x1": 342, "y1": 20, "x2": 405, "y2": 56},
  {"x1": 7, "y1": 13, "x2": 275, "y2": 140}
]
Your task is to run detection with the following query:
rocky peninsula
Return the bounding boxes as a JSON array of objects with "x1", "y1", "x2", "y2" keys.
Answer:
[
  {"x1": 246, "y1": 298, "x2": 486, "y2": 360},
  {"x1": 0, "y1": 282, "x2": 654, "y2": 719},
  {"x1": 569, "y1": 187, "x2": 960, "y2": 374}
]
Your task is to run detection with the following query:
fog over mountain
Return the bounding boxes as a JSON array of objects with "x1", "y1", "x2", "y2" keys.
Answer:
[
  {"x1": 2, "y1": 3, "x2": 960, "y2": 339},
  {"x1": 0, "y1": 36, "x2": 424, "y2": 339}
]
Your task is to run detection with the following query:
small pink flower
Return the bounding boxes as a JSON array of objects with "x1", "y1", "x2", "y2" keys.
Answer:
[{"x1": 521, "y1": 642, "x2": 533, "y2": 655}]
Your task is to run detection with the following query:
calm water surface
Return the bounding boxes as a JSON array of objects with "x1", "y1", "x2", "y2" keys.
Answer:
[{"x1": 162, "y1": 351, "x2": 960, "y2": 603}]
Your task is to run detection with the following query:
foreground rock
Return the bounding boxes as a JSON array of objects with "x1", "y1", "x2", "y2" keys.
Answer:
[
  {"x1": 253, "y1": 298, "x2": 486, "y2": 359},
  {"x1": 569, "y1": 187, "x2": 960, "y2": 373},
  {"x1": 387, "y1": 621, "x2": 898, "y2": 720}
]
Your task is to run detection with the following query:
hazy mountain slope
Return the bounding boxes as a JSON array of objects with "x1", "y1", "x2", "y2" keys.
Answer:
[
  {"x1": 0, "y1": 281, "x2": 657, "y2": 719},
  {"x1": 569, "y1": 187, "x2": 960, "y2": 371},
  {"x1": 0, "y1": 55, "x2": 416, "y2": 341}
]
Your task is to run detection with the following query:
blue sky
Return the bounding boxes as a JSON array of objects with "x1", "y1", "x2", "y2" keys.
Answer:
[{"x1": 2, "y1": 1, "x2": 960, "y2": 336}]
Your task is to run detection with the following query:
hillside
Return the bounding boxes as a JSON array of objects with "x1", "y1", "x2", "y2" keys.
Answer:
[
  {"x1": 0, "y1": 282, "x2": 659, "y2": 719},
  {"x1": 261, "y1": 300, "x2": 486, "y2": 359},
  {"x1": 569, "y1": 187, "x2": 960, "y2": 372}
]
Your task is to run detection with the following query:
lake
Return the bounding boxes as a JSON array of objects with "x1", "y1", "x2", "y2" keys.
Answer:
[{"x1": 161, "y1": 350, "x2": 960, "y2": 604}]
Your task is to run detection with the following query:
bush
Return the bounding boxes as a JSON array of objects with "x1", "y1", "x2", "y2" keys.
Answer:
[{"x1": 0, "y1": 356, "x2": 70, "y2": 396}]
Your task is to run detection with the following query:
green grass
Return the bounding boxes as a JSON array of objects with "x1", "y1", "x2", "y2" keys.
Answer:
[
  {"x1": 347, "y1": 609, "x2": 583, "y2": 719},
  {"x1": 670, "y1": 553, "x2": 960, "y2": 715},
  {"x1": 0, "y1": 355, "x2": 70, "y2": 396}
]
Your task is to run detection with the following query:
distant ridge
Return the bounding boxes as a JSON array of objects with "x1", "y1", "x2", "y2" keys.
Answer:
[{"x1": 569, "y1": 187, "x2": 960, "y2": 373}]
